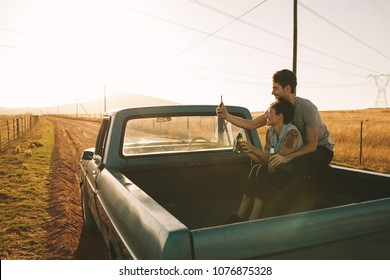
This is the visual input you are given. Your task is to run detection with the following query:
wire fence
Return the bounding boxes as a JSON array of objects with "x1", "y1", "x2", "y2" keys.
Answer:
[
  {"x1": 0, "y1": 115, "x2": 39, "y2": 152},
  {"x1": 48, "y1": 113, "x2": 103, "y2": 122}
]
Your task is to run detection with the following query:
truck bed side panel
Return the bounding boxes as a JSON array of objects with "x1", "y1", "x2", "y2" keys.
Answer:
[
  {"x1": 95, "y1": 169, "x2": 192, "y2": 259},
  {"x1": 191, "y1": 198, "x2": 390, "y2": 259}
]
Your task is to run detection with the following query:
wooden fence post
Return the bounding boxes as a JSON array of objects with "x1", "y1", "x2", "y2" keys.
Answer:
[
  {"x1": 359, "y1": 121, "x2": 363, "y2": 166},
  {"x1": 16, "y1": 118, "x2": 20, "y2": 139},
  {"x1": 7, "y1": 119, "x2": 10, "y2": 145}
]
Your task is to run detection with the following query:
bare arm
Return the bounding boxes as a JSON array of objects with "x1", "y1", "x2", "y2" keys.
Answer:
[
  {"x1": 240, "y1": 129, "x2": 271, "y2": 164},
  {"x1": 240, "y1": 141, "x2": 270, "y2": 164},
  {"x1": 269, "y1": 127, "x2": 319, "y2": 167},
  {"x1": 278, "y1": 129, "x2": 301, "y2": 156},
  {"x1": 216, "y1": 103, "x2": 267, "y2": 130}
]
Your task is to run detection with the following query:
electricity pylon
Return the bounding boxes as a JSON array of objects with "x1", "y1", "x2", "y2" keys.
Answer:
[{"x1": 369, "y1": 74, "x2": 390, "y2": 108}]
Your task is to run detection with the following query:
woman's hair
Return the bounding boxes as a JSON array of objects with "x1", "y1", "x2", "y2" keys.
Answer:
[
  {"x1": 273, "y1": 69, "x2": 297, "y2": 94},
  {"x1": 270, "y1": 98, "x2": 294, "y2": 124}
]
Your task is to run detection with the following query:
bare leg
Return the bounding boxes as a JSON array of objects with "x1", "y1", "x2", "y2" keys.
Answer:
[
  {"x1": 236, "y1": 194, "x2": 253, "y2": 219},
  {"x1": 248, "y1": 197, "x2": 264, "y2": 220}
]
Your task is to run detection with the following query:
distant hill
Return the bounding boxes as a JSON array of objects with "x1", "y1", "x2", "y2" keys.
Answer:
[
  {"x1": 0, "y1": 93, "x2": 179, "y2": 115},
  {"x1": 71, "y1": 92, "x2": 179, "y2": 115},
  {"x1": 0, "y1": 107, "x2": 39, "y2": 115}
]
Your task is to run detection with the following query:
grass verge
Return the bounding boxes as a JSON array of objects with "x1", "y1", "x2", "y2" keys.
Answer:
[{"x1": 0, "y1": 117, "x2": 54, "y2": 259}]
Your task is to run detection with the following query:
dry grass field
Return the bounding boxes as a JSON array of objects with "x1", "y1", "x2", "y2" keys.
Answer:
[{"x1": 253, "y1": 108, "x2": 390, "y2": 174}]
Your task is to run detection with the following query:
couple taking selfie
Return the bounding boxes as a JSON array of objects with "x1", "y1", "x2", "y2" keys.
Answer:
[{"x1": 216, "y1": 69, "x2": 335, "y2": 222}]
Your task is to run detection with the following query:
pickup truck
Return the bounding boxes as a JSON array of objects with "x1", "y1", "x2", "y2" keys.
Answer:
[{"x1": 79, "y1": 105, "x2": 390, "y2": 259}]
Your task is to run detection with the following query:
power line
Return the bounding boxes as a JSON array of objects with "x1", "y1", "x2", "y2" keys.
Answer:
[
  {"x1": 169, "y1": 61, "x2": 269, "y2": 80},
  {"x1": 191, "y1": 0, "x2": 291, "y2": 42},
  {"x1": 0, "y1": 43, "x2": 30, "y2": 51},
  {"x1": 104, "y1": 0, "x2": 373, "y2": 78},
  {"x1": 104, "y1": 0, "x2": 374, "y2": 85},
  {"x1": 168, "y1": 0, "x2": 268, "y2": 61},
  {"x1": 0, "y1": 43, "x2": 34, "y2": 56},
  {"x1": 300, "y1": 82, "x2": 372, "y2": 88},
  {"x1": 102, "y1": 1, "x2": 390, "y2": 90},
  {"x1": 0, "y1": 26, "x2": 33, "y2": 36},
  {"x1": 187, "y1": 0, "x2": 380, "y2": 74},
  {"x1": 162, "y1": 69, "x2": 269, "y2": 86},
  {"x1": 103, "y1": 0, "x2": 289, "y2": 61},
  {"x1": 165, "y1": 59, "x2": 369, "y2": 88},
  {"x1": 298, "y1": 1, "x2": 390, "y2": 61},
  {"x1": 372, "y1": 0, "x2": 390, "y2": 19},
  {"x1": 296, "y1": 41, "x2": 380, "y2": 74},
  {"x1": 160, "y1": 65, "x2": 369, "y2": 88},
  {"x1": 164, "y1": 57, "x2": 368, "y2": 89},
  {"x1": 103, "y1": 0, "x2": 204, "y2": 34},
  {"x1": 0, "y1": 26, "x2": 36, "y2": 53}
]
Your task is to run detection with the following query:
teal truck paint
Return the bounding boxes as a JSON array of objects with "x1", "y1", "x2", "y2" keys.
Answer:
[{"x1": 79, "y1": 105, "x2": 390, "y2": 259}]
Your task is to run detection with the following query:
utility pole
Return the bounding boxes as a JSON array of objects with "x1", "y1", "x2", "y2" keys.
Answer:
[
  {"x1": 369, "y1": 74, "x2": 390, "y2": 108},
  {"x1": 104, "y1": 83, "x2": 107, "y2": 113},
  {"x1": 292, "y1": 0, "x2": 298, "y2": 75}
]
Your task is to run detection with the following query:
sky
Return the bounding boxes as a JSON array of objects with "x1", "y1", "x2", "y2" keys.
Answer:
[{"x1": 0, "y1": 0, "x2": 389, "y2": 112}]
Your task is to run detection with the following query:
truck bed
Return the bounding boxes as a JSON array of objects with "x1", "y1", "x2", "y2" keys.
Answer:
[
  {"x1": 164, "y1": 195, "x2": 241, "y2": 229},
  {"x1": 121, "y1": 153, "x2": 249, "y2": 229},
  {"x1": 120, "y1": 153, "x2": 390, "y2": 230}
]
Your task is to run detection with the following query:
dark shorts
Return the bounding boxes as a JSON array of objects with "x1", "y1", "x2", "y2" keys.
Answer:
[
  {"x1": 243, "y1": 164, "x2": 294, "y2": 202},
  {"x1": 243, "y1": 146, "x2": 333, "y2": 201},
  {"x1": 292, "y1": 146, "x2": 334, "y2": 187}
]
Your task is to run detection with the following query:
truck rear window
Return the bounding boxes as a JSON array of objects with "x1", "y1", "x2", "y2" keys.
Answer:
[{"x1": 122, "y1": 115, "x2": 246, "y2": 156}]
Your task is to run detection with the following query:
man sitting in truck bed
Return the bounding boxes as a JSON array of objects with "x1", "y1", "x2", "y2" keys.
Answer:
[{"x1": 217, "y1": 69, "x2": 335, "y2": 221}]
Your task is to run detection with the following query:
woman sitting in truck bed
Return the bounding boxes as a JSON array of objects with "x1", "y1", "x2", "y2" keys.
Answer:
[{"x1": 226, "y1": 99, "x2": 303, "y2": 223}]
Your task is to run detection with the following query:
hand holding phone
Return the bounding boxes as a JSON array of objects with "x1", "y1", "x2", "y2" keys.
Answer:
[{"x1": 216, "y1": 95, "x2": 225, "y2": 118}]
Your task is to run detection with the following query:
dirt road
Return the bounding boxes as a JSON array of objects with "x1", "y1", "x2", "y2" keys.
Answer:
[{"x1": 45, "y1": 117, "x2": 108, "y2": 259}]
